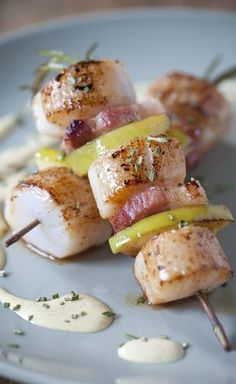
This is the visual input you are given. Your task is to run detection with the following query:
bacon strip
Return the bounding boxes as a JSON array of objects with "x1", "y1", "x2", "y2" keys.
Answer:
[{"x1": 110, "y1": 180, "x2": 208, "y2": 232}]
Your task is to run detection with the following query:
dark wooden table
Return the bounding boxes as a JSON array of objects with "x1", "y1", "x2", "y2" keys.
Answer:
[{"x1": 0, "y1": 1, "x2": 235, "y2": 383}]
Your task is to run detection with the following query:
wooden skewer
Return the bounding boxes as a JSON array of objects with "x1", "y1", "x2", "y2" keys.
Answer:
[
  {"x1": 197, "y1": 290, "x2": 231, "y2": 352},
  {"x1": 4, "y1": 219, "x2": 40, "y2": 247}
]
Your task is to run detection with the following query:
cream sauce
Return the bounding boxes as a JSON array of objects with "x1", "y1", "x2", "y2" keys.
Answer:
[
  {"x1": 0, "y1": 288, "x2": 114, "y2": 333},
  {"x1": 118, "y1": 337, "x2": 186, "y2": 364},
  {"x1": 0, "y1": 244, "x2": 6, "y2": 270}
]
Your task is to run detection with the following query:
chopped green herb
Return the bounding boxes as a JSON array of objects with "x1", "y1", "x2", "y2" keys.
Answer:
[
  {"x1": 4, "y1": 302, "x2": 10, "y2": 308},
  {"x1": 71, "y1": 314, "x2": 79, "y2": 319},
  {"x1": 203, "y1": 55, "x2": 222, "y2": 81},
  {"x1": 126, "y1": 334, "x2": 139, "y2": 340},
  {"x1": 147, "y1": 170, "x2": 156, "y2": 182},
  {"x1": 135, "y1": 156, "x2": 143, "y2": 172},
  {"x1": 102, "y1": 311, "x2": 116, "y2": 318},
  {"x1": 36, "y1": 296, "x2": 48, "y2": 302},
  {"x1": 178, "y1": 220, "x2": 189, "y2": 229},
  {"x1": 52, "y1": 293, "x2": 59, "y2": 300},
  {"x1": 43, "y1": 303, "x2": 50, "y2": 309},
  {"x1": 28, "y1": 315, "x2": 34, "y2": 322},
  {"x1": 80, "y1": 311, "x2": 87, "y2": 317},
  {"x1": 13, "y1": 329, "x2": 24, "y2": 336},
  {"x1": 85, "y1": 42, "x2": 98, "y2": 61},
  {"x1": 136, "y1": 295, "x2": 146, "y2": 305},
  {"x1": 60, "y1": 301, "x2": 65, "y2": 305},
  {"x1": 168, "y1": 213, "x2": 174, "y2": 221},
  {"x1": 147, "y1": 135, "x2": 169, "y2": 144},
  {"x1": 70, "y1": 291, "x2": 80, "y2": 301},
  {"x1": 7, "y1": 343, "x2": 20, "y2": 349},
  {"x1": 65, "y1": 319, "x2": 71, "y2": 323},
  {"x1": 13, "y1": 304, "x2": 21, "y2": 311}
]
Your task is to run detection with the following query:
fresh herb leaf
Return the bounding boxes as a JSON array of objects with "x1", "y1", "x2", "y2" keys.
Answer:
[
  {"x1": 7, "y1": 343, "x2": 20, "y2": 349},
  {"x1": 126, "y1": 334, "x2": 139, "y2": 340},
  {"x1": 43, "y1": 303, "x2": 50, "y2": 309},
  {"x1": 52, "y1": 293, "x2": 59, "y2": 300},
  {"x1": 71, "y1": 314, "x2": 79, "y2": 319},
  {"x1": 178, "y1": 220, "x2": 189, "y2": 229},
  {"x1": 102, "y1": 311, "x2": 116, "y2": 318},
  {"x1": 85, "y1": 42, "x2": 98, "y2": 61},
  {"x1": 203, "y1": 55, "x2": 222, "y2": 80},
  {"x1": 136, "y1": 295, "x2": 146, "y2": 305},
  {"x1": 28, "y1": 315, "x2": 34, "y2": 322},
  {"x1": 4, "y1": 302, "x2": 10, "y2": 308},
  {"x1": 147, "y1": 170, "x2": 156, "y2": 182},
  {"x1": 13, "y1": 304, "x2": 21, "y2": 311},
  {"x1": 213, "y1": 65, "x2": 236, "y2": 85},
  {"x1": 36, "y1": 296, "x2": 48, "y2": 302},
  {"x1": 147, "y1": 135, "x2": 169, "y2": 144},
  {"x1": 13, "y1": 329, "x2": 24, "y2": 336}
]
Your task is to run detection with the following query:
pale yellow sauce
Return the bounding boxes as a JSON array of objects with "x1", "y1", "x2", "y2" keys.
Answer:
[
  {"x1": 0, "y1": 288, "x2": 114, "y2": 333},
  {"x1": 118, "y1": 337, "x2": 186, "y2": 363},
  {"x1": 0, "y1": 244, "x2": 6, "y2": 270}
]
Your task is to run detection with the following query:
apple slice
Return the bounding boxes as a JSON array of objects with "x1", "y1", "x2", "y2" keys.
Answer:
[{"x1": 109, "y1": 204, "x2": 233, "y2": 256}]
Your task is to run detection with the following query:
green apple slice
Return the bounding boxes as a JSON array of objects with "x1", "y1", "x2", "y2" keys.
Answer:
[
  {"x1": 67, "y1": 114, "x2": 169, "y2": 177},
  {"x1": 35, "y1": 148, "x2": 68, "y2": 170},
  {"x1": 109, "y1": 204, "x2": 233, "y2": 256}
]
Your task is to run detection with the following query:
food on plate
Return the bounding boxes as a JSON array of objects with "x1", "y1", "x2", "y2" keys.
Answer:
[
  {"x1": 88, "y1": 136, "x2": 186, "y2": 219},
  {"x1": 109, "y1": 204, "x2": 233, "y2": 256},
  {"x1": 110, "y1": 178, "x2": 208, "y2": 232},
  {"x1": 32, "y1": 60, "x2": 136, "y2": 138},
  {"x1": 35, "y1": 114, "x2": 170, "y2": 176},
  {"x1": 148, "y1": 72, "x2": 231, "y2": 168},
  {"x1": 134, "y1": 225, "x2": 232, "y2": 304},
  {"x1": 4, "y1": 167, "x2": 112, "y2": 258}
]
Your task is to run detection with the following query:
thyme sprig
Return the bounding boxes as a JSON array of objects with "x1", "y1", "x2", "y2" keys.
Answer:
[
  {"x1": 203, "y1": 55, "x2": 236, "y2": 84},
  {"x1": 22, "y1": 43, "x2": 98, "y2": 95}
]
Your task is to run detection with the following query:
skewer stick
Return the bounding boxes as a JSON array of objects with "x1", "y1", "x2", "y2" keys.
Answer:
[
  {"x1": 197, "y1": 290, "x2": 231, "y2": 352},
  {"x1": 4, "y1": 219, "x2": 40, "y2": 247}
]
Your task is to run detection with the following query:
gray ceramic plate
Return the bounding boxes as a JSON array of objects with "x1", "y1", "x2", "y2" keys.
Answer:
[{"x1": 0, "y1": 8, "x2": 236, "y2": 384}]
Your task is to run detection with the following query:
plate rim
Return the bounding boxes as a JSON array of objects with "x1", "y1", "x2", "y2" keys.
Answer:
[
  {"x1": 0, "y1": 6, "x2": 236, "y2": 46},
  {"x1": 0, "y1": 6, "x2": 236, "y2": 384}
]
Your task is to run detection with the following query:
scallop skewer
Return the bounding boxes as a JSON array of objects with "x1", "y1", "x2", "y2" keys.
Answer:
[
  {"x1": 134, "y1": 225, "x2": 232, "y2": 351},
  {"x1": 4, "y1": 167, "x2": 112, "y2": 258}
]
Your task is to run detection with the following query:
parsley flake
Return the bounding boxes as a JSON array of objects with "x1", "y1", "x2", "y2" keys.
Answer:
[
  {"x1": 178, "y1": 220, "x2": 189, "y2": 229},
  {"x1": 13, "y1": 304, "x2": 21, "y2": 311},
  {"x1": 28, "y1": 315, "x2": 34, "y2": 322},
  {"x1": 136, "y1": 295, "x2": 146, "y2": 305},
  {"x1": 102, "y1": 311, "x2": 116, "y2": 318},
  {"x1": 52, "y1": 293, "x2": 59, "y2": 300},
  {"x1": 4, "y1": 302, "x2": 10, "y2": 308}
]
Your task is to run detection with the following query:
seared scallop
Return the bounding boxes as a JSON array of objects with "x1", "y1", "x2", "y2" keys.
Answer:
[{"x1": 5, "y1": 167, "x2": 112, "y2": 258}]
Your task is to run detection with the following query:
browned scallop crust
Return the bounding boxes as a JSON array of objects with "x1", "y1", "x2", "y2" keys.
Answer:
[
  {"x1": 41, "y1": 60, "x2": 133, "y2": 127},
  {"x1": 134, "y1": 225, "x2": 233, "y2": 304},
  {"x1": 20, "y1": 167, "x2": 101, "y2": 228},
  {"x1": 148, "y1": 72, "x2": 230, "y2": 152}
]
